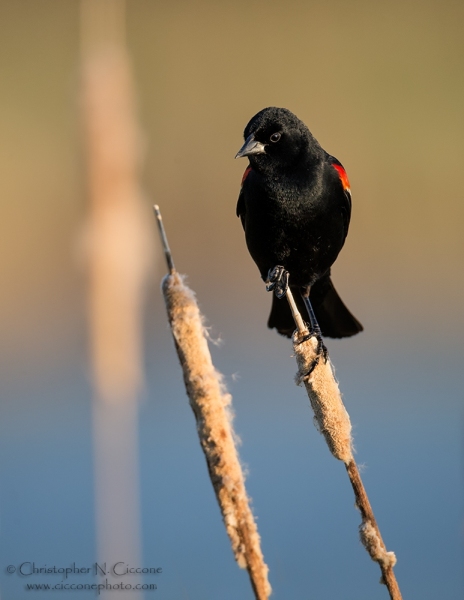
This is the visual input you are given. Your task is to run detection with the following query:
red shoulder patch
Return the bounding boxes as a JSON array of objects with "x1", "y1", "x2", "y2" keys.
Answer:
[
  {"x1": 332, "y1": 163, "x2": 351, "y2": 192},
  {"x1": 241, "y1": 166, "x2": 252, "y2": 186}
]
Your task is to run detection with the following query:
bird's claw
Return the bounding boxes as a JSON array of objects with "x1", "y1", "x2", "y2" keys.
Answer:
[
  {"x1": 266, "y1": 265, "x2": 289, "y2": 299},
  {"x1": 317, "y1": 337, "x2": 329, "y2": 365},
  {"x1": 296, "y1": 329, "x2": 328, "y2": 377}
]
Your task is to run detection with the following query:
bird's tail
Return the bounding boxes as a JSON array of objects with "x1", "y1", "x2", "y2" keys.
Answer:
[
  {"x1": 309, "y1": 275, "x2": 363, "y2": 338},
  {"x1": 267, "y1": 275, "x2": 363, "y2": 339}
]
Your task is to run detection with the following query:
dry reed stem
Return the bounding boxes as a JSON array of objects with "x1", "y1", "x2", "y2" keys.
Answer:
[
  {"x1": 287, "y1": 287, "x2": 402, "y2": 600},
  {"x1": 156, "y1": 210, "x2": 271, "y2": 600}
]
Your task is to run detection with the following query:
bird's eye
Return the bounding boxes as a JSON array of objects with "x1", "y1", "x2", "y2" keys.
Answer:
[{"x1": 270, "y1": 132, "x2": 281, "y2": 143}]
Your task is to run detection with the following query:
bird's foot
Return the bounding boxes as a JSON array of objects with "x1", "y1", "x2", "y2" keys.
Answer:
[
  {"x1": 296, "y1": 328, "x2": 328, "y2": 377},
  {"x1": 266, "y1": 265, "x2": 289, "y2": 299}
]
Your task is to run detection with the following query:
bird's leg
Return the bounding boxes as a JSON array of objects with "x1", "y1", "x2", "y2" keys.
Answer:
[
  {"x1": 300, "y1": 291, "x2": 328, "y2": 373},
  {"x1": 265, "y1": 265, "x2": 289, "y2": 299}
]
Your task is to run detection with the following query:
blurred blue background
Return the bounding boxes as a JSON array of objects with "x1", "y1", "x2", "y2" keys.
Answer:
[{"x1": 1, "y1": 1, "x2": 463, "y2": 598}]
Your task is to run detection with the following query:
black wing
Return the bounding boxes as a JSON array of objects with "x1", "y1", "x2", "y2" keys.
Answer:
[
  {"x1": 236, "y1": 166, "x2": 252, "y2": 229},
  {"x1": 327, "y1": 155, "x2": 352, "y2": 240}
]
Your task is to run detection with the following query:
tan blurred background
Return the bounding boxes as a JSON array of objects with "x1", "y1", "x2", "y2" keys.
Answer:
[{"x1": 1, "y1": 1, "x2": 463, "y2": 599}]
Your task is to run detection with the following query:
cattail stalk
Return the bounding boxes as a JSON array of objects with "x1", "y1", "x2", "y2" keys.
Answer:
[
  {"x1": 154, "y1": 206, "x2": 271, "y2": 600},
  {"x1": 287, "y1": 287, "x2": 402, "y2": 600}
]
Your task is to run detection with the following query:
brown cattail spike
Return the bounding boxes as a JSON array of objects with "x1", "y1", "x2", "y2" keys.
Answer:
[
  {"x1": 155, "y1": 207, "x2": 271, "y2": 600},
  {"x1": 285, "y1": 286, "x2": 402, "y2": 600}
]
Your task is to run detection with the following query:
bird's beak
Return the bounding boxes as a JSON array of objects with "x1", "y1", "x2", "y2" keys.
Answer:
[{"x1": 235, "y1": 134, "x2": 266, "y2": 159}]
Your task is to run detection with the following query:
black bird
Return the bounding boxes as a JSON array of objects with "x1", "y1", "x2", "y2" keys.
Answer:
[{"x1": 235, "y1": 107, "x2": 363, "y2": 341}]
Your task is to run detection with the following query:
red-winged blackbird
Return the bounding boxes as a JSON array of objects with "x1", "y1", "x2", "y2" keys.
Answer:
[{"x1": 235, "y1": 107, "x2": 363, "y2": 339}]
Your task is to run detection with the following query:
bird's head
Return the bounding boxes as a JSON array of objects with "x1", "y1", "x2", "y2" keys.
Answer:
[{"x1": 235, "y1": 107, "x2": 322, "y2": 173}]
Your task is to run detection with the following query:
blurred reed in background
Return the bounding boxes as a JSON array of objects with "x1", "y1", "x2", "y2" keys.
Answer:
[{"x1": 80, "y1": 1, "x2": 153, "y2": 597}]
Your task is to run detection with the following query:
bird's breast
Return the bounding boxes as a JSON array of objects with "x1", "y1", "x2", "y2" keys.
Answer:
[{"x1": 242, "y1": 170, "x2": 346, "y2": 285}]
